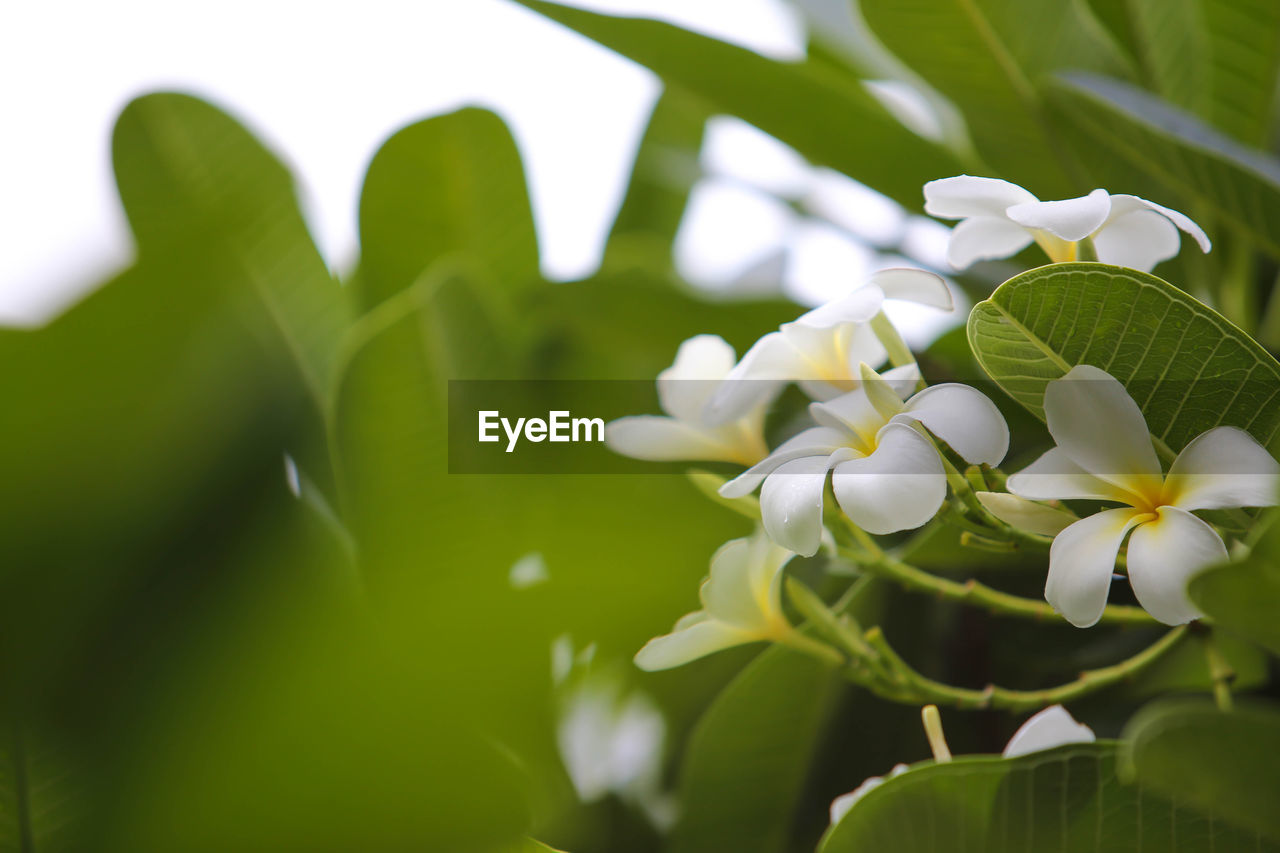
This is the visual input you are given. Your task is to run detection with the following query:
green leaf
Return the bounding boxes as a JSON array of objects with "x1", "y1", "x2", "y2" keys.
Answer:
[
  {"x1": 967, "y1": 262, "x2": 1280, "y2": 455},
  {"x1": 822, "y1": 741, "x2": 1277, "y2": 851},
  {"x1": 494, "y1": 839, "x2": 568, "y2": 853},
  {"x1": 113, "y1": 92, "x2": 349, "y2": 405},
  {"x1": 515, "y1": 0, "x2": 965, "y2": 211},
  {"x1": 860, "y1": 0, "x2": 1132, "y2": 197},
  {"x1": 1122, "y1": 0, "x2": 1280, "y2": 146},
  {"x1": 1189, "y1": 558, "x2": 1280, "y2": 657},
  {"x1": 1050, "y1": 73, "x2": 1280, "y2": 257},
  {"x1": 0, "y1": 729, "x2": 77, "y2": 853},
  {"x1": 669, "y1": 579, "x2": 883, "y2": 853},
  {"x1": 600, "y1": 89, "x2": 708, "y2": 273},
  {"x1": 357, "y1": 108, "x2": 540, "y2": 310},
  {"x1": 1121, "y1": 699, "x2": 1280, "y2": 842}
]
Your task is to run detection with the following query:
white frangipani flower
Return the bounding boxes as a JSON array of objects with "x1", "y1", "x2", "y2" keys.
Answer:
[
  {"x1": 828, "y1": 704, "x2": 1094, "y2": 826},
  {"x1": 707, "y1": 268, "x2": 952, "y2": 422},
  {"x1": 606, "y1": 334, "x2": 771, "y2": 465},
  {"x1": 720, "y1": 366, "x2": 1009, "y2": 556},
  {"x1": 923, "y1": 175, "x2": 1211, "y2": 272},
  {"x1": 634, "y1": 530, "x2": 794, "y2": 671},
  {"x1": 1007, "y1": 365, "x2": 1280, "y2": 628}
]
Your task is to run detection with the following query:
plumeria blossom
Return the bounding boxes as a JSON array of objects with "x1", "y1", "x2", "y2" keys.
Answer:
[
  {"x1": 923, "y1": 175, "x2": 1211, "y2": 272},
  {"x1": 707, "y1": 268, "x2": 952, "y2": 422},
  {"x1": 606, "y1": 334, "x2": 771, "y2": 465},
  {"x1": 634, "y1": 530, "x2": 793, "y2": 671},
  {"x1": 828, "y1": 705, "x2": 1095, "y2": 825},
  {"x1": 1007, "y1": 365, "x2": 1280, "y2": 628},
  {"x1": 720, "y1": 365, "x2": 1009, "y2": 556}
]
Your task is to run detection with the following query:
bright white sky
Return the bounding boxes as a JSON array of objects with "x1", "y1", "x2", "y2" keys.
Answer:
[{"x1": 2, "y1": 0, "x2": 956, "y2": 341}]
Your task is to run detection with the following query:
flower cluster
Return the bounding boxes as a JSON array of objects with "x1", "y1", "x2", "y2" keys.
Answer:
[{"x1": 609, "y1": 175, "x2": 1277, "y2": 679}]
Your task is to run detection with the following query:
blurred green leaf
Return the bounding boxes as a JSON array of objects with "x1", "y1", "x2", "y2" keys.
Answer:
[
  {"x1": 0, "y1": 92, "x2": 342, "y2": 694},
  {"x1": 357, "y1": 108, "x2": 540, "y2": 310},
  {"x1": 1121, "y1": 699, "x2": 1280, "y2": 842},
  {"x1": 860, "y1": 0, "x2": 1132, "y2": 197},
  {"x1": 822, "y1": 741, "x2": 1276, "y2": 851},
  {"x1": 0, "y1": 730, "x2": 78, "y2": 853},
  {"x1": 1121, "y1": 627, "x2": 1268, "y2": 696},
  {"x1": 1051, "y1": 73, "x2": 1280, "y2": 256},
  {"x1": 968, "y1": 262, "x2": 1280, "y2": 455},
  {"x1": 1123, "y1": 0, "x2": 1280, "y2": 147},
  {"x1": 1189, "y1": 559, "x2": 1280, "y2": 657},
  {"x1": 114, "y1": 92, "x2": 349, "y2": 404},
  {"x1": 669, "y1": 579, "x2": 883, "y2": 853},
  {"x1": 517, "y1": 0, "x2": 965, "y2": 211},
  {"x1": 601, "y1": 89, "x2": 708, "y2": 273}
]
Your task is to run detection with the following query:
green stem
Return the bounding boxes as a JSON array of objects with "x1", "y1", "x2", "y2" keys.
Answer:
[
  {"x1": 859, "y1": 624, "x2": 1187, "y2": 712},
  {"x1": 1200, "y1": 627, "x2": 1236, "y2": 712},
  {"x1": 776, "y1": 628, "x2": 846, "y2": 668},
  {"x1": 837, "y1": 521, "x2": 1153, "y2": 625}
]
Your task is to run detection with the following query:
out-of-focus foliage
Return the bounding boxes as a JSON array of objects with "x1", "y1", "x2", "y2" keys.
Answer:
[{"x1": 6, "y1": 0, "x2": 1280, "y2": 850}]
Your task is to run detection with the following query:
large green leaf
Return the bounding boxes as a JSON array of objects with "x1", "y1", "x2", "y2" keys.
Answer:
[
  {"x1": 1051, "y1": 73, "x2": 1280, "y2": 257},
  {"x1": 860, "y1": 0, "x2": 1133, "y2": 197},
  {"x1": 357, "y1": 108, "x2": 540, "y2": 310},
  {"x1": 1122, "y1": 0, "x2": 1280, "y2": 146},
  {"x1": 822, "y1": 742, "x2": 1277, "y2": 851},
  {"x1": 114, "y1": 92, "x2": 348, "y2": 405},
  {"x1": 0, "y1": 93, "x2": 344, "y2": 694},
  {"x1": 669, "y1": 579, "x2": 883, "y2": 853},
  {"x1": 0, "y1": 730, "x2": 77, "y2": 853},
  {"x1": 1121, "y1": 700, "x2": 1280, "y2": 842},
  {"x1": 967, "y1": 262, "x2": 1280, "y2": 456},
  {"x1": 599, "y1": 89, "x2": 708, "y2": 274},
  {"x1": 516, "y1": 1, "x2": 964, "y2": 211},
  {"x1": 1189, "y1": 516, "x2": 1280, "y2": 655}
]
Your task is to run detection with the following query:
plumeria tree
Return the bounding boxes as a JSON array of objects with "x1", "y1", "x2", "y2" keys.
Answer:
[{"x1": 6, "y1": 1, "x2": 1280, "y2": 852}]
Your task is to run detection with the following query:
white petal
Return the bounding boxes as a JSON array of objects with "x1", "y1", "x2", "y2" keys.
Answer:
[
  {"x1": 633, "y1": 619, "x2": 757, "y2": 671},
  {"x1": 975, "y1": 491, "x2": 1077, "y2": 536},
  {"x1": 831, "y1": 423, "x2": 946, "y2": 534},
  {"x1": 657, "y1": 334, "x2": 736, "y2": 422},
  {"x1": 783, "y1": 321, "x2": 888, "y2": 386},
  {"x1": 1108, "y1": 194, "x2": 1211, "y2": 253},
  {"x1": 1002, "y1": 705, "x2": 1095, "y2": 758},
  {"x1": 719, "y1": 426, "x2": 849, "y2": 498},
  {"x1": 700, "y1": 535, "x2": 790, "y2": 629},
  {"x1": 606, "y1": 416, "x2": 743, "y2": 463},
  {"x1": 898, "y1": 383, "x2": 1009, "y2": 465},
  {"x1": 761, "y1": 455, "x2": 841, "y2": 556},
  {"x1": 1006, "y1": 189, "x2": 1112, "y2": 242},
  {"x1": 810, "y1": 390, "x2": 885, "y2": 452},
  {"x1": 1006, "y1": 447, "x2": 1134, "y2": 503},
  {"x1": 922, "y1": 175, "x2": 1038, "y2": 218},
  {"x1": 1126, "y1": 506, "x2": 1224, "y2": 624},
  {"x1": 1046, "y1": 508, "x2": 1147, "y2": 628},
  {"x1": 869, "y1": 268, "x2": 953, "y2": 311},
  {"x1": 705, "y1": 332, "x2": 799, "y2": 424},
  {"x1": 945, "y1": 215, "x2": 1035, "y2": 269},
  {"x1": 1043, "y1": 365, "x2": 1162, "y2": 492},
  {"x1": 795, "y1": 285, "x2": 885, "y2": 328},
  {"x1": 1091, "y1": 208, "x2": 1180, "y2": 272},
  {"x1": 1164, "y1": 426, "x2": 1280, "y2": 510}
]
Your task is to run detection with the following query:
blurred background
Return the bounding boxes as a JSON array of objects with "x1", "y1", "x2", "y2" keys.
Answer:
[{"x1": 3, "y1": 0, "x2": 957, "y2": 342}]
